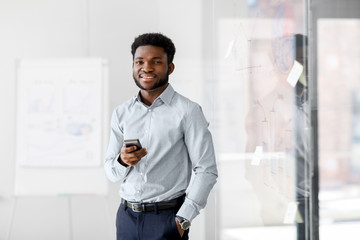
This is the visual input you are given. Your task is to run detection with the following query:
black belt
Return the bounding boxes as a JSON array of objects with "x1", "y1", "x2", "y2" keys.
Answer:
[{"x1": 122, "y1": 195, "x2": 184, "y2": 213}]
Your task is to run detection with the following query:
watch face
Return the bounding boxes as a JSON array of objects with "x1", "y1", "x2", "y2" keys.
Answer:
[{"x1": 181, "y1": 220, "x2": 191, "y2": 230}]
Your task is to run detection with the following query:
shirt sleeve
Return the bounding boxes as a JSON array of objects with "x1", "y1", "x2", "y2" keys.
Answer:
[
  {"x1": 176, "y1": 104, "x2": 218, "y2": 222},
  {"x1": 104, "y1": 109, "x2": 131, "y2": 182}
]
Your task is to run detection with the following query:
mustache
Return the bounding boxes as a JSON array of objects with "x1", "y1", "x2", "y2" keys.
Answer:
[{"x1": 133, "y1": 74, "x2": 169, "y2": 91}]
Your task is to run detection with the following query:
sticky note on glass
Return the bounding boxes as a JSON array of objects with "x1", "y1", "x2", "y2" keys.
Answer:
[
  {"x1": 283, "y1": 202, "x2": 298, "y2": 224},
  {"x1": 224, "y1": 40, "x2": 235, "y2": 59},
  {"x1": 251, "y1": 146, "x2": 263, "y2": 165},
  {"x1": 286, "y1": 60, "x2": 303, "y2": 87}
]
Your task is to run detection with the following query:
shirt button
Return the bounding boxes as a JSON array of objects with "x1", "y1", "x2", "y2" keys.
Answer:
[{"x1": 148, "y1": 109, "x2": 152, "y2": 112}]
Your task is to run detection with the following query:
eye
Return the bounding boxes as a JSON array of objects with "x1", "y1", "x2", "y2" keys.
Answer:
[
  {"x1": 154, "y1": 61, "x2": 162, "y2": 64},
  {"x1": 135, "y1": 61, "x2": 143, "y2": 65}
]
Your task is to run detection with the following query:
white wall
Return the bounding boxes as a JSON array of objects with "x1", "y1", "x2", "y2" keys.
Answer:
[{"x1": 0, "y1": 0, "x2": 209, "y2": 239}]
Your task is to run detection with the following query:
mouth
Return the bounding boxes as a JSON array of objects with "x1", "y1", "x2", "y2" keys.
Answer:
[{"x1": 140, "y1": 74, "x2": 156, "y2": 82}]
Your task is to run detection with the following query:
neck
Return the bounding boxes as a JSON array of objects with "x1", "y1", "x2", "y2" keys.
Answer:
[{"x1": 140, "y1": 83, "x2": 169, "y2": 106}]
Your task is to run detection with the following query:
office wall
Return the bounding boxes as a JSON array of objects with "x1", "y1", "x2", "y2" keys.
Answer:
[{"x1": 0, "y1": 0, "x2": 207, "y2": 239}]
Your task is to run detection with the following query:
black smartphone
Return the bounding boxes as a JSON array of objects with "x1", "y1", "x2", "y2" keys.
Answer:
[{"x1": 124, "y1": 139, "x2": 142, "y2": 150}]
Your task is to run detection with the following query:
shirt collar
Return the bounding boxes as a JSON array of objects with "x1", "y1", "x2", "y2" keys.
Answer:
[
  {"x1": 158, "y1": 84, "x2": 175, "y2": 106},
  {"x1": 131, "y1": 83, "x2": 175, "y2": 106}
]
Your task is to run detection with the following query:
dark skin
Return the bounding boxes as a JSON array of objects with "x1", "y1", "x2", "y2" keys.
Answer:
[{"x1": 119, "y1": 45, "x2": 185, "y2": 237}]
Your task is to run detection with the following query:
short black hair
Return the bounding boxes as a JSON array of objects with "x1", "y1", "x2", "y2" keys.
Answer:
[{"x1": 131, "y1": 33, "x2": 176, "y2": 64}]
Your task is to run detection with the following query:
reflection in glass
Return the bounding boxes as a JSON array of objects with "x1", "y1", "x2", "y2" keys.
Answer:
[{"x1": 212, "y1": 0, "x2": 308, "y2": 239}]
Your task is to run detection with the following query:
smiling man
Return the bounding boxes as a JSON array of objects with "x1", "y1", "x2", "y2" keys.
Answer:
[{"x1": 104, "y1": 33, "x2": 218, "y2": 240}]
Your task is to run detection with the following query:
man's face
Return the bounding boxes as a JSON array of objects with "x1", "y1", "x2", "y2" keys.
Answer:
[{"x1": 132, "y1": 45, "x2": 174, "y2": 91}]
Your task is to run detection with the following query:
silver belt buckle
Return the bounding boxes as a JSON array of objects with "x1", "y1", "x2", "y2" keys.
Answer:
[{"x1": 131, "y1": 203, "x2": 143, "y2": 212}]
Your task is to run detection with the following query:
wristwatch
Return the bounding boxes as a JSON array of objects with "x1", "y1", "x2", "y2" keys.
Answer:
[{"x1": 176, "y1": 216, "x2": 191, "y2": 230}]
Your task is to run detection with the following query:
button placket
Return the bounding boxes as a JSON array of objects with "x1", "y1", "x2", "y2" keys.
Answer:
[{"x1": 139, "y1": 107, "x2": 152, "y2": 194}]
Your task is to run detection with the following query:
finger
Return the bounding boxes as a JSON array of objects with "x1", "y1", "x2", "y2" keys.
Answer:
[
  {"x1": 175, "y1": 219, "x2": 184, "y2": 237},
  {"x1": 134, "y1": 148, "x2": 147, "y2": 158},
  {"x1": 125, "y1": 148, "x2": 146, "y2": 157},
  {"x1": 123, "y1": 145, "x2": 137, "y2": 153},
  {"x1": 120, "y1": 155, "x2": 139, "y2": 166},
  {"x1": 121, "y1": 152, "x2": 137, "y2": 162},
  {"x1": 120, "y1": 151, "x2": 144, "y2": 166},
  {"x1": 124, "y1": 159, "x2": 139, "y2": 166}
]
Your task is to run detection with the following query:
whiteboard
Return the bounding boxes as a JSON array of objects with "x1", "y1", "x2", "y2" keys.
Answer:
[
  {"x1": 14, "y1": 58, "x2": 109, "y2": 196},
  {"x1": 16, "y1": 58, "x2": 105, "y2": 167}
]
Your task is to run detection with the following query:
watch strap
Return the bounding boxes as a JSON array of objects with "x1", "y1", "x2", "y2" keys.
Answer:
[{"x1": 176, "y1": 215, "x2": 191, "y2": 230}]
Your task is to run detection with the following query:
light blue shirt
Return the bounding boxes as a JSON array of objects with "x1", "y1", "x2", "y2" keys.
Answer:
[{"x1": 104, "y1": 84, "x2": 218, "y2": 222}]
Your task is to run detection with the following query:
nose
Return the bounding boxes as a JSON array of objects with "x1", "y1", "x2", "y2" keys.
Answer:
[{"x1": 142, "y1": 62, "x2": 154, "y2": 72}]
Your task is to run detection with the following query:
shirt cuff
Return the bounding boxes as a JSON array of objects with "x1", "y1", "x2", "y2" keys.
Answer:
[
  {"x1": 114, "y1": 154, "x2": 129, "y2": 175},
  {"x1": 176, "y1": 198, "x2": 200, "y2": 222},
  {"x1": 117, "y1": 154, "x2": 129, "y2": 168}
]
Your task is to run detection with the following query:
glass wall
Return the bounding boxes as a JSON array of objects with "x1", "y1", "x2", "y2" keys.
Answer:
[
  {"x1": 206, "y1": 1, "x2": 360, "y2": 239},
  {"x1": 204, "y1": 0, "x2": 311, "y2": 239}
]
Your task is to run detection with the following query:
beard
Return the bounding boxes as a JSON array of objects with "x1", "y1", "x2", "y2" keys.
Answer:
[{"x1": 133, "y1": 70, "x2": 170, "y2": 91}]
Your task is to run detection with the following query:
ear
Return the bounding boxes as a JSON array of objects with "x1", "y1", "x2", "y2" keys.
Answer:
[{"x1": 168, "y1": 63, "x2": 175, "y2": 75}]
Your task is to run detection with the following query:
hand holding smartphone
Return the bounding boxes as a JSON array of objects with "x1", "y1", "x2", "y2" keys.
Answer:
[
  {"x1": 120, "y1": 139, "x2": 146, "y2": 166},
  {"x1": 124, "y1": 139, "x2": 142, "y2": 150}
]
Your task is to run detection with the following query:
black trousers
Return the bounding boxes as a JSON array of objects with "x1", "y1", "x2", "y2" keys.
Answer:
[{"x1": 116, "y1": 201, "x2": 189, "y2": 240}]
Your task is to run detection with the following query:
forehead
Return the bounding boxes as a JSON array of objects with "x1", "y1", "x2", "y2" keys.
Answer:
[{"x1": 134, "y1": 45, "x2": 167, "y2": 59}]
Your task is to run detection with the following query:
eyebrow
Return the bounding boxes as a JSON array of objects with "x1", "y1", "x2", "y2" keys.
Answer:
[{"x1": 134, "y1": 56, "x2": 162, "y2": 60}]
